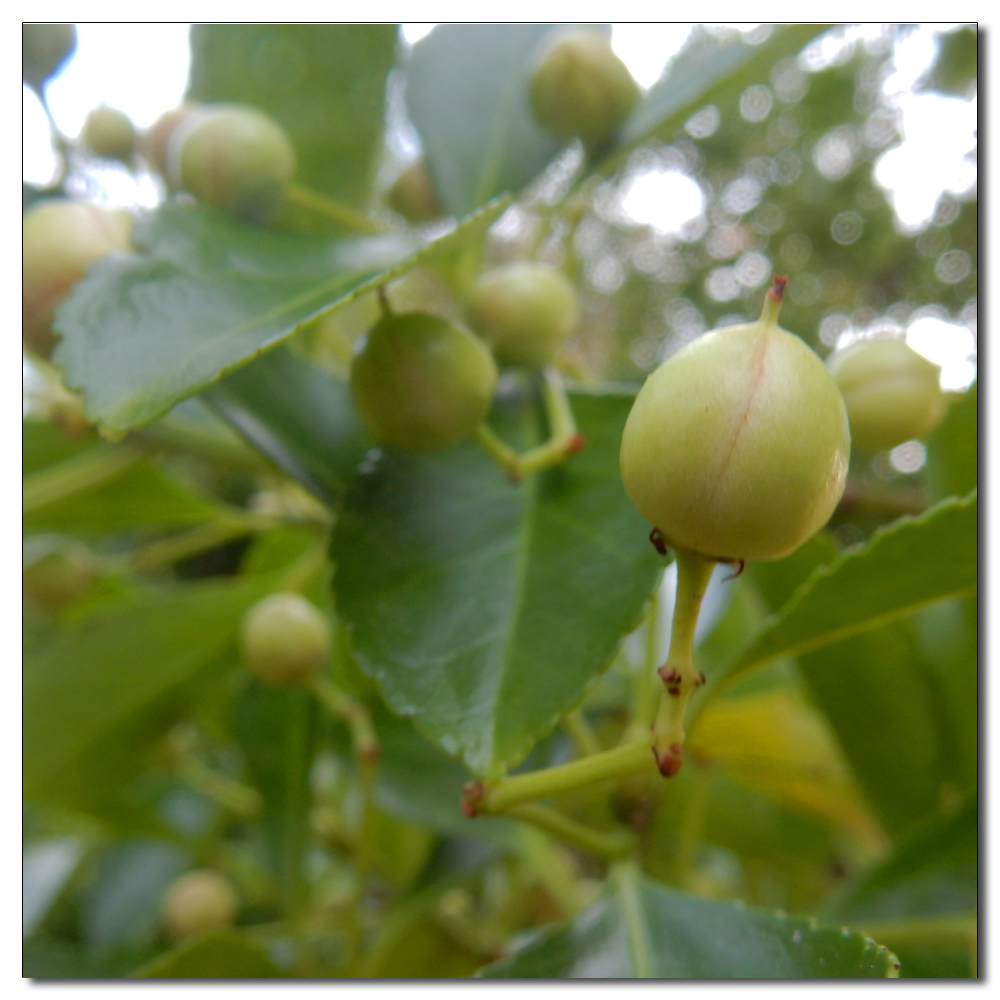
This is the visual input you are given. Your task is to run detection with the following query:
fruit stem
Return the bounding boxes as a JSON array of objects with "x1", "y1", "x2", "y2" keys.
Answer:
[
  {"x1": 613, "y1": 859, "x2": 653, "y2": 979},
  {"x1": 466, "y1": 739, "x2": 653, "y2": 815},
  {"x1": 761, "y1": 275, "x2": 787, "y2": 327},
  {"x1": 473, "y1": 422, "x2": 522, "y2": 480},
  {"x1": 506, "y1": 803, "x2": 635, "y2": 859},
  {"x1": 283, "y1": 182, "x2": 380, "y2": 235},
  {"x1": 649, "y1": 548, "x2": 715, "y2": 778},
  {"x1": 310, "y1": 676, "x2": 380, "y2": 769},
  {"x1": 562, "y1": 707, "x2": 602, "y2": 758}
]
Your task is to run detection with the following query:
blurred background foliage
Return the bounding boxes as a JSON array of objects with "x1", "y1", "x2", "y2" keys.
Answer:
[{"x1": 23, "y1": 23, "x2": 976, "y2": 979}]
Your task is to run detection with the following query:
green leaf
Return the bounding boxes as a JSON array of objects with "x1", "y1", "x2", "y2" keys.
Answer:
[
  {"x1": 204, "y1": 347, "x2": 370, "y2": 507},
  {"x1": 132, "y1": 930, "x2": 284, "y2": 978},
  {"x1": 405, "y1": 24, "x2": 566, "y2": 217},
  {"x1": 23, "y1": 838, "x2": 85, "y2": 938},
  {"x1": 83, "y1": 838, "x2": 190, "y2": 949},
  {"x1": 727, "y1": 492, "x2": 978, "y2": 679},
  {"x1": 609, "y1": 25, "x2": 830, "y2": 172},
  {"x1": 55, "y1": 198, "x2": 507, "y2": 438},
  {"x1": 234, "y1": 681, "x2": 318, "y2": 915},
  {"x1": 332, "y1": 386, "x2": 662, "y2": 776},
  {"x1": 479, "y1": 872, "x2": 900, "y2": 978},
  {"x1": 187, "y1": 24, "x2": 398, "y2": 212},
  {"x1": 925, "y1": 381, "x2": 977, "y2": 502},
  {"x1": 830, "y1": 797, "x2": 977, "y2": 923},
  {"x1": 23, "y1": 577, "x2": 269, "y2": 795}
]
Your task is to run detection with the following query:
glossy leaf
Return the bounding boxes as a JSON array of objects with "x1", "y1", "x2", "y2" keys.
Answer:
[
  {"x1": 479, "y1": 873, "x2": 900, "y2": 978},
  {"x1": 24, "y1": 577, "x2": 270, "y2": 795},
  {"x1": 133, "y1": 930, "x2": 284, "y2": 978},
  {"x1": 54, "y1": 198, "x2": 507, "y2": 437},
  {"x1": 332, "y1": 386, "x2": 662, "y2": 775},
  {"x1": 728, "y1": 492, "x2": 977, "y2": 679},
  {"x1": 204, "y1": 346, "x2": 371, "y2": 507},
  {"x1": 187, "y1": 24, "x2": 398, "y2": 214},
  {"x1": 405, "y1": 24, "x2": 567, "y2": 217}
]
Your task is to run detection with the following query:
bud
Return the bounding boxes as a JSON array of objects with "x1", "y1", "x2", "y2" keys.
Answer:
[
  {"x1": 620, "y1": 280, "x2": 850, "y2": 562},
  {"x1": 23, "y1": 535, "x2": 97, "y2": 612},
  {"x1": 529, "y1": 29, "x2": 640, "y2": 151},
  {"x1": 470, "y1": 262, "x2": 579, "y2": 369},
  {"x1": 826, "y1": 338, "x2": 947, "y2": 453},
  {"x1": 350, "y1": 311, "x2": 498, "y2": 452}
]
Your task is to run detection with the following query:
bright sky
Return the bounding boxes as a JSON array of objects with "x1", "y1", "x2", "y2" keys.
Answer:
[{"x1": 23, "y1": 23, "x2": 976, "y2": 392}]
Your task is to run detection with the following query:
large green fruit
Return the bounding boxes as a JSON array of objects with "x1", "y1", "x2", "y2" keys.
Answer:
[
  {"x1": 82, "y1": 105, "x2": 136, "y2": 162},
  {"x1": 169, "y1": 104, "x2": 296, "y2": 223},
  {"x1": 350, "y1": 311, "x2": 498, "y2": 452},
  {"x1": 240, "y1": 593, "x2": 331, "y2": 686},
  {"x1": 22, "y1": 23, "x2": 76, "y2": 91},
  {"x1": 529, "y1": 29, "x2": 640, "y2": 151},
  {"x1": 826, "y1": 338, "x2": 947, "y2": 453},
  {"x1": 22, "y1": 199, "x2": 133, "y2": 357},
  {"x1": 620, "y1": 285, "x2": 850, "y2": 562},
  {"x1": 470, "y1": 262, "x2": 579, "y2": 370},
  {"x1": 161, "y1": 870, "x2": 238, "y2": 941}
]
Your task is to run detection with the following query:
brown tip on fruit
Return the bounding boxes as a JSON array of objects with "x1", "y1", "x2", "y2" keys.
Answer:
[
  {"x1": 461, "y1": 780, "x2": 485, "y2": 818},
  {"x1": 695, "y1": 671, "x2": 706, "y2": 688},
  {"x1": 566, "y1": 432, "x2": 586, "y2": 456},
  {"x1": 721, "y1": 559, "x2": 745, "y2": 582},
  {"x1": 769, "y1": 275, "x2": 788, "y2": 302},
  {"x1": 361, "y1": 744, "x2": 382, "y2": 766},
  {"x1": 649, "y1": 528, "x2": 668, "y2": 555}
]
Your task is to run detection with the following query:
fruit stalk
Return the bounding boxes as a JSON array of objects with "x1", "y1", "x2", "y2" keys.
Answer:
[{"x1": 649, "y1": 549, "x2": 715, "y2": 777}]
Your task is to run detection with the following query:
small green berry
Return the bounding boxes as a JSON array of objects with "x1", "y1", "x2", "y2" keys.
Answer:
[
  {"x1": 161, "y1": 869, "x2": 238, "y2": 941},
  {"x1": 23, "y1": 535, "x2": 97, "y2": 612},
  {"x1": 470, "y1": 262, "x2": 579, "y2": 370},
  {"x1": 82, "y1": 105, "x2": 136, "y2": 163},
  {"x1": 142, "y1": 103, "x2": 200, "y2": 179},
  {"x1": 22, "y1": 23, "x2": 76, "y2": 92},
  {"x1": 620, "y1": 281, "x2": 850, "y2": 562},
  {"x1": 169, "y1": 104, "x2": 297, "y2": 223},
  {"x1": 388, "y1": 159, "x2": 443, "y2": 223},
  {"x1": 529, "y1": 29, "x2": 640, "y2": 151},
  {"x1": 826, "y1": 338, "x2": 947, "y2": 453},
  {"x1": 350, "y1": 311, "x2": 498, "y2": 452},
  {"x1": 240, "y1": 593, "x2": 331, "y2": 686},
  {"x1": 22, "y1": 199, "x2": 133, "y2": 357}
]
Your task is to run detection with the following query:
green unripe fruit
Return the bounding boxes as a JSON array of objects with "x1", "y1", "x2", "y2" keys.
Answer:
[
  {"x1": 470, "y1": 262, "x2": 579, "y2": 370},
  {"x1": 82, "y1": 105, "x2": 136, "y2": 163},
  {"x1": 162, "y1": 869, "x2": 238, "y2": 941},
  {"x1": 22, "y1": 199, "x2": 133, "y2": 358},
  {"x1": 22, "y1": 23, "x2": 77, "y2": 92},
  {"x1": 350, "y1": 311, "x2": 498, "y2": 452},
  {"x1": 529, "y1": 29, "x2": 640, "y2": 150},
  {"x1": 23, "y1": 535, "x2": 97, "y2": 612},
  {"x1": 142, "y1": 103, "x2": 200, "y2": 179},
  {"x1": 826, "y1": 338, "x2": 946, "y2": 453},
  {"x1": 240, "y1": 593, "x2": 331, "y2": 686},
  {"x1": 388, "y1": 160, "x2": 443, "y2": 223},
  {"x1": 169, "y1": 104, "x2": 296, "y2": 223},
  {"x1": 620, "y1": 284, "x2": 850, "y2": 562}
]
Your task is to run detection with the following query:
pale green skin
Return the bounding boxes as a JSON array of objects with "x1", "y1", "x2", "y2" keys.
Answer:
[
  {"x1": 22, "y1": 200, "x2": 133, "y2": 357},
  {"x1": 388, "y1": 159, "x2": 442, "y2": 223},
  {"x1": 240, "y1": 593, "x2": 331, "y2": 686},
  {"x1": 470, "y1": 262, "x2": 579, "y2": 370},
  {"x1": 827, "y1": 338, "x2": 946, "y2": 453},
  {"x1": 529, "y1": 29, "x2": 640, "y2": 149},
  {"x1": 82, "y1": 105, "x2": 136, "y2": 162},
  {"x1": 171, "y1": 104, "x2": 296, "y2": 223},
  {"x1": 620, "y1": 319, "x2": 850, "y2": 562},
  {"x1": 351, "y1": 312, "x2": 498, "y2": 452},
  {"x1": 162, "y1": 870, "x2": 238, "y2": 940}
]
